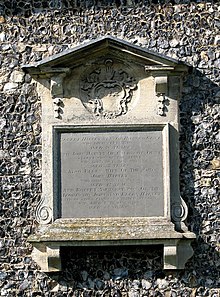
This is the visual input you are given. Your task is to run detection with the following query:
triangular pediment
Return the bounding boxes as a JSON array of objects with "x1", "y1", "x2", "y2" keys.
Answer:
[{"x1": 23, "y1": 36, "x2": 187, "y2": 75}]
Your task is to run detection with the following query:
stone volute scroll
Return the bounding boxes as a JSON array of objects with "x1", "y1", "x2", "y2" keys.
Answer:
[{"x1": 22, "y1": 36, "x2": 196, "y2": 272}]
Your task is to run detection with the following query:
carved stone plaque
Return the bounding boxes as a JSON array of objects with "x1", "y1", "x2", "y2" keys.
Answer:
[
  {"x1": 24, "y1": 37, "x2": 196, "y2": 272},
  {"x1": 60, "y1": 130, "x2": 164, "y2": 218}
]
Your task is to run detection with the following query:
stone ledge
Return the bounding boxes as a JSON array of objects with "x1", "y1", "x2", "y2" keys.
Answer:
[
  {"x1": 28, "y1": 219, "x2": 195, "y2": 272},
  {"x1": 29, "y1": 218, "x2": 195, "y2": 242}
]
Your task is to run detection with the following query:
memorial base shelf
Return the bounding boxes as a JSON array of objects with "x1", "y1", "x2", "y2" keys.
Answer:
[{"x1": 28, "y1": 218, "x2": 196, "y2": 272}]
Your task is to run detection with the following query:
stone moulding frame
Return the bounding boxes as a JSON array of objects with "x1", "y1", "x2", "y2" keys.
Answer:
[
  {"x1": 52, "y1": 124, "x2": 170, "y2": 221},
  {"x1": 22, "y1": 36, "x2": 196, "y2": 272}
]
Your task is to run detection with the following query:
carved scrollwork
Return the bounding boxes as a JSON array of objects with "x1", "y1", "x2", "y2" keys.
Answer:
[
  {"x1": 35, "y1": 196, "x2": 52, "y2": 224},
  {"x1": 171, "y1": 197, "x2": 188, "y2": 232},
  {"x1": 80, "y1": 59, "x2": 137, "y2": 118}
]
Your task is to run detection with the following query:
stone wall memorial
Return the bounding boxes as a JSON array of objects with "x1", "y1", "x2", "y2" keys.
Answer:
[
  {"x1": 0, "y1": 1, "x2": 219, "y2": 296},
  {"x1": 22, "y1": 36, "x2": 195, "y2": 272}
]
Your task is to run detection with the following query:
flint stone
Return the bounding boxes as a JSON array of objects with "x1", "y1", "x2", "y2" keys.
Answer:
[
  {"x1": 132, "y1": 280, "x2": 140, "y2": 289},
  {"x1": 58, "y1": 282, "x2": 68, "y2": 291},
  {"x1": 87, "y1": 278, "x2": 95, "y2": 289},
  {"x1": 156, "y1": 278, "x2": 169, "y2": 289},
  {"x1": 112, "y1": 268, "x2": 128, "y2": 280},
  {"x1": 214, "y1": 35, "x2": 220, "y2": 44},
  {"x1": 0, "y1": 74, "x2": 9, "y2": 84},
  {"x1": 0, "y1": 289, "x2": 7, "y2": 296},
  {"x1": 141, "y1": 279, "x2": 152, "y2": 290},
  {"x1": 169, "y1": 39, "x2": 179, "y2": 47},
  {"x1": 18, "y1": 280, "x2": 30, "y2": 292},
  {"x1": 103, "y1": 272, "x2": 110, "y2": 280},
  {"x1": 3, "y1": 82, "x2": 18, "y2": 92},
  {"x1": 215, "y1": 132, "x2": 220, "y2": 142},
  {"x1": 0, "y1": 272, "x2": 7, "y2": 281},
  {"x1": 10, "y1": 70, "x2": 24, "y2": 83},
  {"x1": 81, "y1": 270, "x2": 88, "y2": 281},
  {"x1": 95, "y1": 279, "x2": 105, "y2": 290},
  {"x1": 210, "y1": 159, "x2": 220, "y2": 170},
  {"x1": 0, "y1": 32, "x2": 6, "y2": 42},
  {"x1": 214, "y1": 59, "x2": 220, "y2": 68},
  {"x1": 143, "y1": 271, "x2": 153, "y2": 279},
  {"x1": 18, "y1": 165, "x2": 31, "y2": 175},
  {"x1": 0, "y1": 119, "x2": 6, "y2": 130},
  {"x1": 128, "y1": 291, "x2": 140, "y2": 297},
  {"x1": 171, "y1": 291, "x2": 177, "y2": 297}
]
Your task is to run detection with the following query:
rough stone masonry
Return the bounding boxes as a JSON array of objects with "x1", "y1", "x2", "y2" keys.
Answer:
[{"x1": 0, "y1": 0, "x2": 219, "y2": 296}]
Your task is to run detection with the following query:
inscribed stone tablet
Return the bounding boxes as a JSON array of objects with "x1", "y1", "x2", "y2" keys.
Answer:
[{"x1": 60, "y1": 130, "x2": 164, "y2": 218}]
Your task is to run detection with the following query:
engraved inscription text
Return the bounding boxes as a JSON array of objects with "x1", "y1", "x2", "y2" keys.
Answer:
[{"x1": 60, "y1": 130, "x2": 164, "y2": 218}]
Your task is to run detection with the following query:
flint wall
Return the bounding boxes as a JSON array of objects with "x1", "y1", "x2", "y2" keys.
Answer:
[{"x1": 0, "y1": 1, "x2": 219, "y2": 296}]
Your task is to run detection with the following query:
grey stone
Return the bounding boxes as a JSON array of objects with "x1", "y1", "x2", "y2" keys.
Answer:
[
  {"x1": 103, "y1": 272, "x2": 110, "y2": 280},
  {"x1": 0, "y1": 272, "x2": 7, "y2": 281},
  {"x1": 143, "y1": 271, "x2": 153, "y2": 279},
  {"x1": 81, "y1": 270, "x2": 88, "y2": 281},
  {"x1": 87, "y1": 278, "x2": 95, "y2": 289},
  {"x1": 94, "y1": 279, "x2": 105, "y2": 290},
  {"x1": 112, "y1": 268, "x2": 128, "y2": 280},
  {"x1": 19, "y1": 280, "x2": 30, "y2": 292}
]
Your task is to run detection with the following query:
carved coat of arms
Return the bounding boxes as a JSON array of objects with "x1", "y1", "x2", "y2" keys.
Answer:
[{"x1": 80, "y1": 59, "x2": 137, "y2": 118}]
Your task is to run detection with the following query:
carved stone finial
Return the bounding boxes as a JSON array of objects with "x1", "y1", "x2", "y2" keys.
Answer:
[
  {"x1": 51, "y1": 72, "x2": 68, "y2": 119},
  {"x1": 156, "y1": 93, "x2": 167, "y2": 116},
  {"x1": 155, "y1": 76, "x2": 168, "y2": 116}
]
